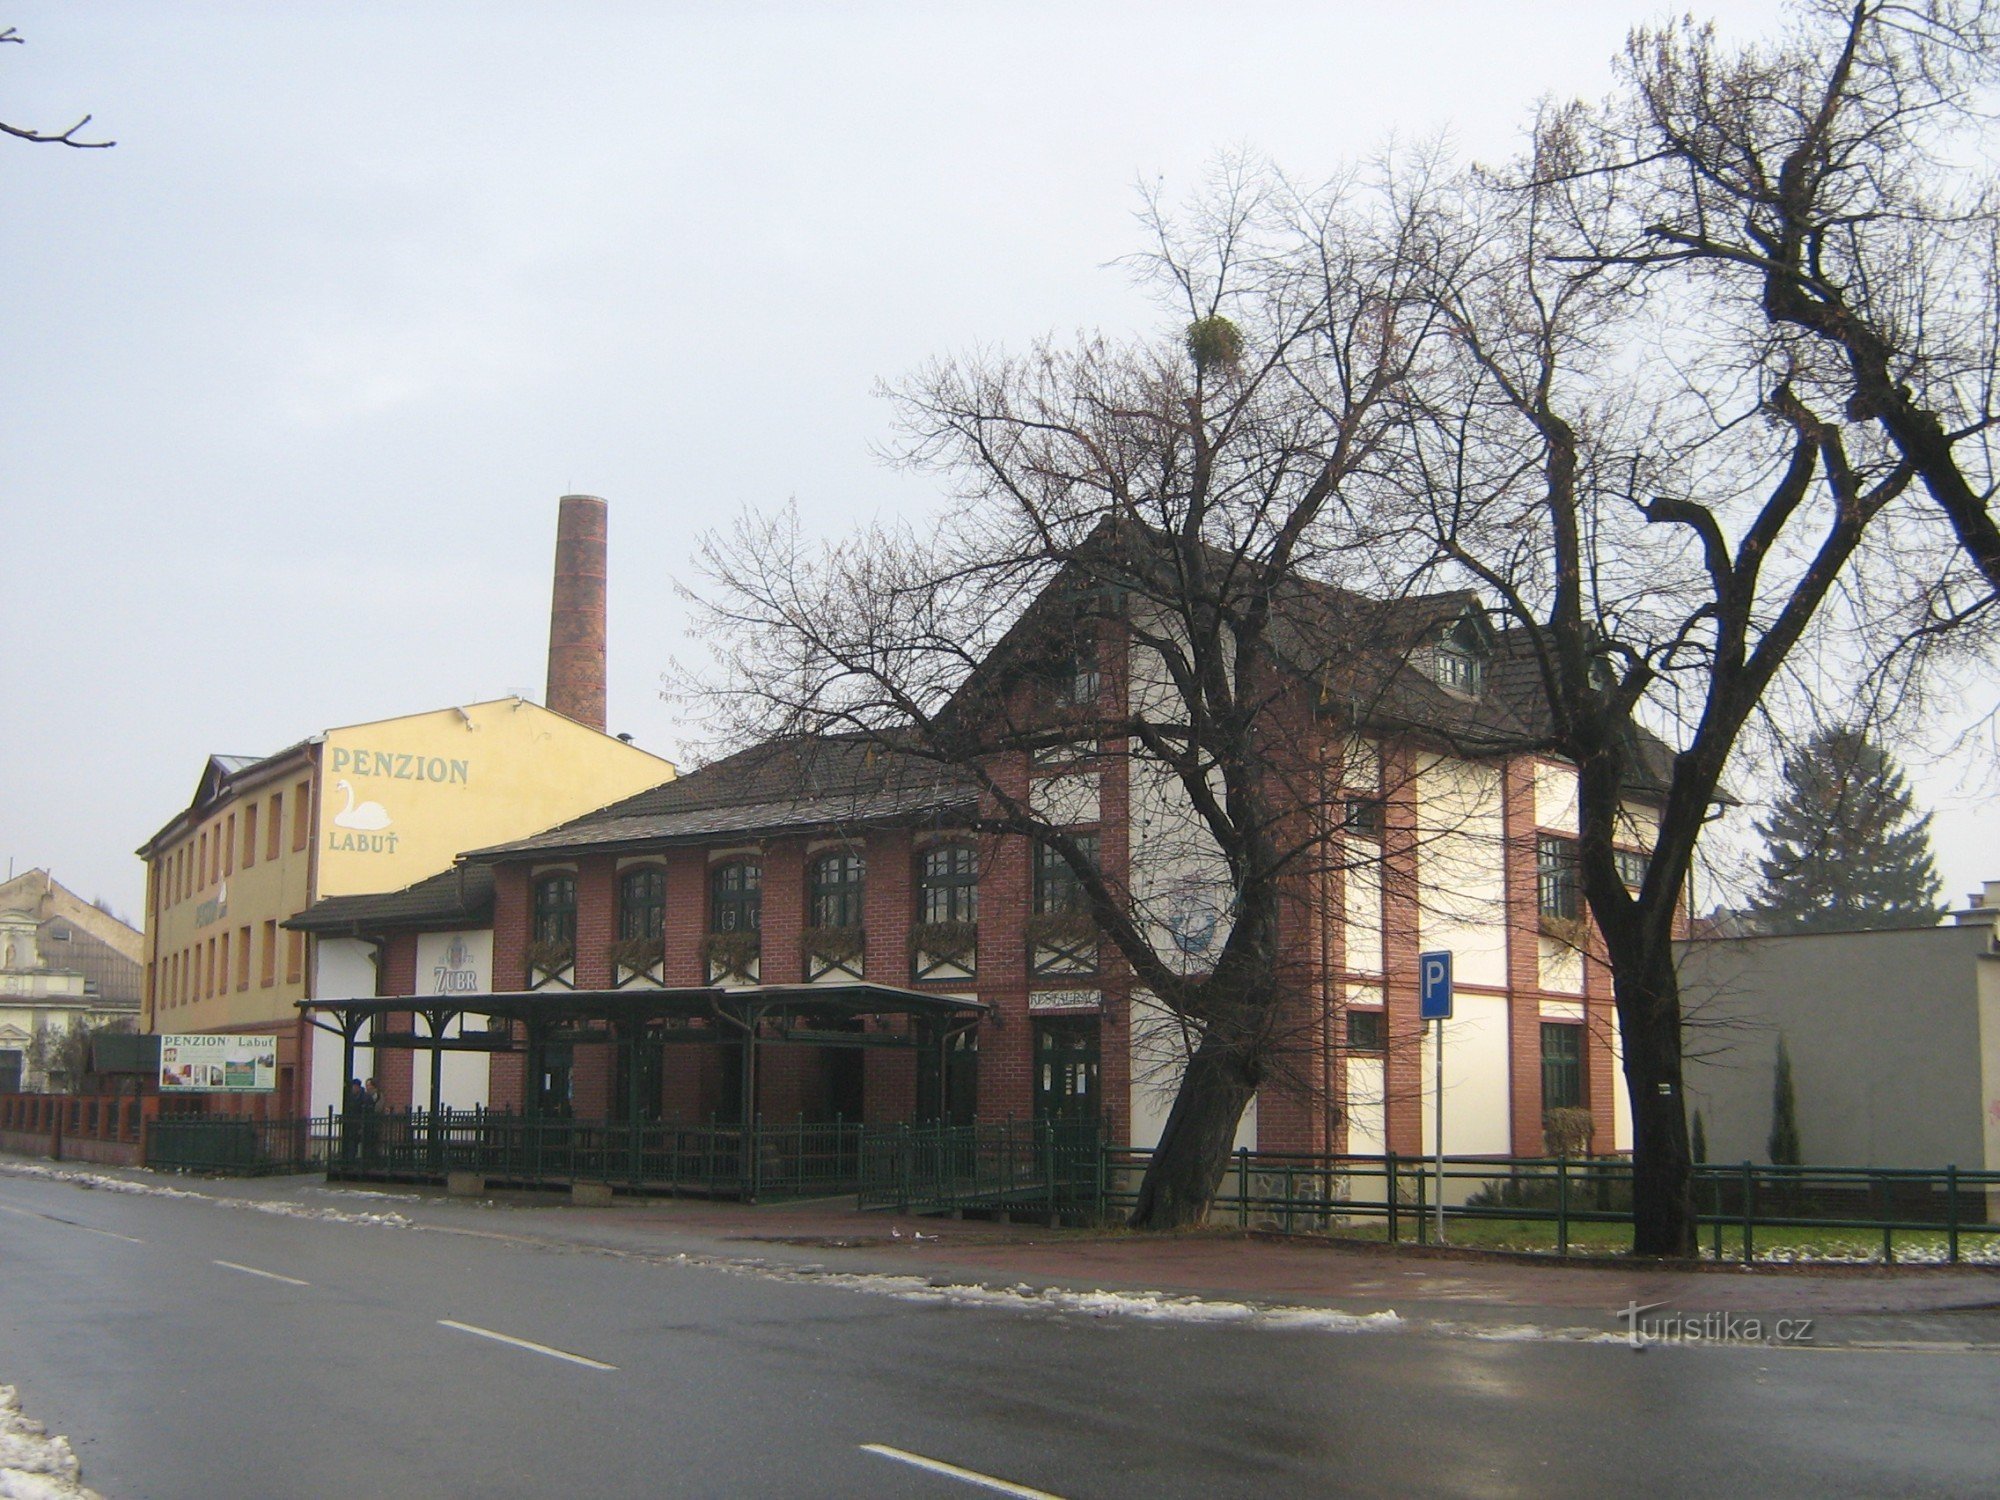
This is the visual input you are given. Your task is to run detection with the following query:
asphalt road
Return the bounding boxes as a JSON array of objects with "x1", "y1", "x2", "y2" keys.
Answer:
[{"x1": 2, "y1": 1171, "x2": 1995, "y2": 1499}]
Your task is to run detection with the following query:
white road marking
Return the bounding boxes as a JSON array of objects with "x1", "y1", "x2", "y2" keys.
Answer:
[
  {"x1": 860, "y1": 1444, "x2": 1068, "y2": 1499},
  {"x1": 0, "y1": 1199, "x2": 145, "y2": 1243},
  {"x1": 436, "y1": 1318, "x2": 618, "y2": 1370},
  {"x1": 214, "y1": 1259, "x2": 310, "y2": 1287}
]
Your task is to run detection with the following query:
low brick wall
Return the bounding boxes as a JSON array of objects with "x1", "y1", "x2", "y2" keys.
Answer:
[{"x1": 0, "y1": 1093, "x2": 152, "y2": 1168}]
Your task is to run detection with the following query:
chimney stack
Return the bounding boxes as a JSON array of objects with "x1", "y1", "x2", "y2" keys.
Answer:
[{"x1": 546, "y1": 493, "x2": 608, "y2": 732}]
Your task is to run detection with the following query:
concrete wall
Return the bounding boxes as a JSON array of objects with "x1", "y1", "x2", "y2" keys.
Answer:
[{"x1": 1679, "y1": 924, "x2": 1993, "y2": 1169}]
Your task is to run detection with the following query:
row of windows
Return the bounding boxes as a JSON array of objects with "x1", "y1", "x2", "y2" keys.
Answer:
[
  {"x1": 1536, "y1": 836, "x2": 1650, "y2": 920},
  {"x1": 157, "y1": 781, "x2": 312, "y2": 913},
  {"x1": 529, "y1": 842, "x2": 1073, "y2": 951},
  {"x1": 1343, "y1": 1011, "x2": 1585, "y2": 1109},
  {"x1": 157, "y1": 922, "x2": 303, "y2": 1009}
]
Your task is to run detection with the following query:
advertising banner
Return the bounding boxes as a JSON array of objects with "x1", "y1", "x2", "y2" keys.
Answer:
[{"x1": 158, "y1": 1034, "x2": 278, "y2": 1093}]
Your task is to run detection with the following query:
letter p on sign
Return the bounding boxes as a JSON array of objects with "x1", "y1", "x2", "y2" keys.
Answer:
[{"x1": 1419, "y1": 951, "x2": 1453, "y2": 1021}]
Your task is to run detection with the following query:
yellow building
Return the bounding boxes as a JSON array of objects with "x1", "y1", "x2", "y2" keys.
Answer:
[{"x1": 137, "y1": 697, "x2": 673, "y2": 1111}]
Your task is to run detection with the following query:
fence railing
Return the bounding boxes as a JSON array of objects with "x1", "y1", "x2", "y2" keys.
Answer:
[
  {"x1": 130, "y1": 1111, "x2": 2000, "y2": 1262},
  {"x1": 1093, "y1": 1147, "x2": 2000, "y2": 1264},
  {"x1": 146, "y1": 1110, "x2": 870, "y2": 1201},
  {"x1": 856, "y1": 1120, "x2": 1102, "y2": 1215}
]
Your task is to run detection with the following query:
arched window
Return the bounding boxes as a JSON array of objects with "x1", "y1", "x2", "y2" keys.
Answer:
[
  {"x1": 809, "y1": 850, "x2": 866, "y2": 929},
  {"x1": 532, "y1": 873, "x2": 577, "y2": 948},
  {"x1": 710, "y1": 861, "x2": 761, "y2": 933},
  {"x1": 617, "y1": 867, "x2": 666, "y2": 941},
  {"x1": 918, "y1": 844, "x2": 978, "y2": 925}
]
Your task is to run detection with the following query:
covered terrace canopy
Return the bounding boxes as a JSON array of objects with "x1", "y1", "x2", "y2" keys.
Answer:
[{"x1": 299, "y1": 982, "x2": 988, "y2": 1124}]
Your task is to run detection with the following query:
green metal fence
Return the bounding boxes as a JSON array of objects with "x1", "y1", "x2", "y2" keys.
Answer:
[
  {"x1": 1092, "y1": 1146, "x2": 2000, "y2": 1263},
  {"x1": 150, "y1": 1111, "x2": 868, "y2": 1201},
  {"x1": 147, "y1": 1114, "x2": 327, "y2": 1176},
  {"x1": 856, "y1": 1120, "x2": 1102, "y2": 1216},
  {"x1": 141, "y1": 1113, "x2": 2000, "y2": 1262}
]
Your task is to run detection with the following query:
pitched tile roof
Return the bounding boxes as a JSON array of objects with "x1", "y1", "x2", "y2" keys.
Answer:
[
  {"x1": 463, "y1": 735, "x2": 978, "y2": 861},
  {"x1": 286, "y1": 864, "x2": 495, "y2": 933}
]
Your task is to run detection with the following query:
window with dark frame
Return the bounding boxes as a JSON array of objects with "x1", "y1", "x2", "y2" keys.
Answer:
[
  {"x1": 1346, "y1": 1009, "x2": 1387, "y2": 1052},
  {"x1": 809, "y1": 850, "x2": 866, "y2": 929},
  {"x1": 532, "y1": 873, "x2": 578, "y2": 948},
  {"x1": 617, "y1": 867, "x2": 666, "y2": 942},
  {"x1": 918, "y1": 844, "x2": 978, "y2": 925},
  {"x1": 1537, "y1": 835, "x2": 1580, "y2": 920},
  {"x1": 1434, "y1": 641, "x2": 1484, "y2": 695},
  {"x1": 1032, "y1": 835, "x2": 1098, "y2": 915},
  {"x1": 1541, "y1": 1022, "x2": 1584, "y2": 1109},
  {"x1": 1614, "y1": 847, "x2": 1649, "y2": 892},
  {"x1": 1044, "y1": 634, "x2": 1100, "y2": 710},
  {"x1": 1343, "y1": 797, "x2": 1385, "y2": 840},
  {"x1": 709, "y1": 860, "x2": 762, "y2": 933}
]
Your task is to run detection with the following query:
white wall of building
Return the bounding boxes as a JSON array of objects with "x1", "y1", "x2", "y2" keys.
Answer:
[
  {"x1": 1414, "y1": 755, "x2": 1507, "y2": 990},
  {"x1": 308, "y1": 937, "x2": 376, "y2": 1116},
  {"x1": 1127, "y1": 990, "x2": 1256, "y2": 1151},
  {"x1": 1418, "y1": 991, "x2": 1513, "y2": 1158}
]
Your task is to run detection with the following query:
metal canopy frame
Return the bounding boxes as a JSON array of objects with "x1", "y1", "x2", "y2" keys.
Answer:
[{"x1": 299, "y1": 983, "x2": 987, "y2": 1125}]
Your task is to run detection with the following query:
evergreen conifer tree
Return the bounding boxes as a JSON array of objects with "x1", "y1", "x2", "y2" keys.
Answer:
[
  {"x1": 1767, "y1": 1038, "x2": 1801, "y2": 1167},
  {"x1": 1748, "y1": 728, "x2": 1943, "y2": 933}
]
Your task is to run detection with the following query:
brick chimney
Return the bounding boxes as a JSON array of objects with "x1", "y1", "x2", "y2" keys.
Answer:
[{"x1": 546, "y1": 493, "x2": 608, "y2": 732}]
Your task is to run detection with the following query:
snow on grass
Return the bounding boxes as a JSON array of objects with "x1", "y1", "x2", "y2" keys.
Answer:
[{"x1": 0, "y1": 1385, "x2": 100, "y2": 1500}]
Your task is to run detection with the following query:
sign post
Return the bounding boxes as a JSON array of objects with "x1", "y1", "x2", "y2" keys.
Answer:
[{"x1": 1418, "y1": 951, "x2": 1453, "y2": 1243}]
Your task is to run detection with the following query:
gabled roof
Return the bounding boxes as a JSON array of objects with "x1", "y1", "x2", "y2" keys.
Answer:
[{"x1": 464, "y1": 734, "x2": 977, "y2": 863}]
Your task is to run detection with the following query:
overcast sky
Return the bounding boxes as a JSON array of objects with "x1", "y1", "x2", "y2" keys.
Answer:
[{"x1": 5, "y1": 1, "x2": 1993, "y2": 921}]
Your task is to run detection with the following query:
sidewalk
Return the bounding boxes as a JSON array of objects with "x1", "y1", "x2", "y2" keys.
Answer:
[{"x1": 9, "y1": 1154, "x2": 2000, "y2": 1350}]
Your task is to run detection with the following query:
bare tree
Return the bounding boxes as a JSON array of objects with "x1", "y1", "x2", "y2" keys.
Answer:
[
  {"x1": 688, "y1": 164, "x2": 1473, "y2": 1228},
  {"x1": 1, "y1": 28, "x2": 114, "y2": 149},
  {"x1": 1393, "y1": 0, "x2": 1999, "y2": 1254}
]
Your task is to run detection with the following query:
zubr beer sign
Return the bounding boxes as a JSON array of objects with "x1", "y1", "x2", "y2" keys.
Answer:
[{"x1": 159, "y1": 1034, "x2": 278, "y2": 1093}]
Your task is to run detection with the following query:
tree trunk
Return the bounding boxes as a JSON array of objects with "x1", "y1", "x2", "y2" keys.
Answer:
[
  {"x1": 1127, "y1": 1029, "x2": 1258, "y2": 1230},
  {"x1": 1611, "y1": 947, "x2": 1698, "y2": 1257}
]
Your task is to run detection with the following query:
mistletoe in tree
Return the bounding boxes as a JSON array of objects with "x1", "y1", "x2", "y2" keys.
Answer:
[{"x1": 1748, "y1": 729, "x2": 1944, "y2": 933}]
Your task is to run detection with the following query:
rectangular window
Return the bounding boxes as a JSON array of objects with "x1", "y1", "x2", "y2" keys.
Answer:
[
  {"x1": 533, "y1": 874, "x2": 579, "y2": 948},
  {"x1": 1343, "y1": 797, "x2": 1385, "y2": 841},
  {"x1": 1614, "y1": 847, "x2": 1648, "y2": 891},
  {"x1": 292, "y1": 780, "x2": 311, "y2": 851},
  {"x1": 242, "y1": 803, "x2": 258, "y2": 869},
  {"x1": 1032, "y1": 835, "x2": 1099, "y2": 916},
  {"x1": 617, "y1": 868, "x2": 666, "y2": 942},
  {"x1": 918, "y1": 844, "x2": 979, "y2": 926},
  {"x1": 206, "y1": 938, "x2": 218, "y2": 998},
  {"x1": 1346, "y1": 1009, "x2": 1387, "y2": 1052},
  {"x1": 236, "y1": 925, "x2": 251, "y2": 989},
  {"x1": 1537, "y1": 835, "x2": 1580, "y2": 920},
  {"x1": 285, "y1": 930, "x2": 304, "y2": 985},
  {"x1": 1541, "y1": 1022, "x2": 1584, "y2": 1110},
  {"x1": 224, "y1": 813, "x2": 236, "y2": 876},
  {"x1": 198, "y1": 831, "x2": 209, "y2": 889},
  {"x1": 261, "y1": 921, "x2": 278, "y2": 987},
  {"x1": 218, "y1": 931, "x2": 230, "y2": 996},
  {"x1": 809, "y1": 850, "x2": 866, "y2": 929},
  {"x1": 267, "y1": 792, "x2": 283, "y2": 861}
]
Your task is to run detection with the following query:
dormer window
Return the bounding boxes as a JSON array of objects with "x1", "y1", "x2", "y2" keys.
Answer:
[
  {"x1": 1431, "y1": 616, "x2": 1487, "y2": 697},
  {"x1": 1435, "y1": 640, "x2": 1483, "y2": 696}
]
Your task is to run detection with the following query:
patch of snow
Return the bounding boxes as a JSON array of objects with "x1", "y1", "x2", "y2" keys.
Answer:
[
  {"x1": 0, "y1": 1385, "x2": 101, "y2": 1500},
  {"x1": 0, "y1": 1164, "x2": 409, "y2": 1229}
]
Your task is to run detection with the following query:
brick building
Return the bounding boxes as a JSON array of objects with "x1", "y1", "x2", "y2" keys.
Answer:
[{"x1": 295, "y1": 568, "x2": 1675, "y2": 1159}]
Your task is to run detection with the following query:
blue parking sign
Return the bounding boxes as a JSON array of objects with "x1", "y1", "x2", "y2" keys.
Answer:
[{"x1": 1419, "y1": 951, "x2": 1453, "y2": 1021}]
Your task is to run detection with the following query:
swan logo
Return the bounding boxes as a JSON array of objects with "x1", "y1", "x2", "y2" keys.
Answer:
[{"x1": 326, "y1": 779, "x2": 401, "y2": 854}]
